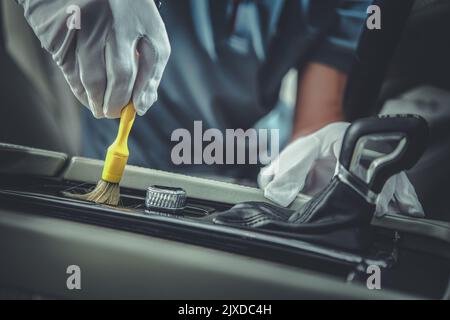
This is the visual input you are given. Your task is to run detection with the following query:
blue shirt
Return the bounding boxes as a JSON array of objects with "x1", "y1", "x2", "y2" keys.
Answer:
[{"x1": 82, "y1": 0, "x2": 371, "y2": 179}]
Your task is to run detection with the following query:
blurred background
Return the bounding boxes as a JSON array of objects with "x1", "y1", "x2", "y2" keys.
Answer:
[{"x1": 2, "y1": 0, "x2": 450, "y2": 221}]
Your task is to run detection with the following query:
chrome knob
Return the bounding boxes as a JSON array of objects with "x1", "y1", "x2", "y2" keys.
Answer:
[{"x1": 145, "y1": 186, "x2": 187, "y2": 212}]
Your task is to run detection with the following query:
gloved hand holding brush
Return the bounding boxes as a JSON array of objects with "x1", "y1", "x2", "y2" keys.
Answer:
[
  {"x1": 16, "y1": 0, "x2": 171, "y2": 118},
  {"x1": 17, "y1": 0, "x2": 170, "y2": 205}
]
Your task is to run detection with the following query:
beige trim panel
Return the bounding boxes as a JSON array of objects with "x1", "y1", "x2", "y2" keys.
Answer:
[
  {"x1": 0, "y1": 210, "x2": 411, "y2": 299},
  {"x1": 372, "y1": 214, "x2": 450, "y2": 244},
  {"x1": 63, "y1": 157, "x2": 311, "y2": 209}
]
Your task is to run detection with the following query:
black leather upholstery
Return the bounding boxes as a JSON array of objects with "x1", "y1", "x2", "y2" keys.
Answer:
[{"x1": 214, "y1": 177, "x2": 375, "y2": 252}]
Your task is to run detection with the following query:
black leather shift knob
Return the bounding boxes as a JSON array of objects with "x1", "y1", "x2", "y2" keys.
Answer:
[{"x1": 339, "y1": 115, "x2": 428, "y2": 194}]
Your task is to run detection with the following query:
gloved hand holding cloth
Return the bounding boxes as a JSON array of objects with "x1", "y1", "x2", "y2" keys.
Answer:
[
  {"x1": 16, "y1": 0, "x2": 171, "y2": 118},
  {"x1": 258, "y1": 122, "x2": 425, "y2": 218}
]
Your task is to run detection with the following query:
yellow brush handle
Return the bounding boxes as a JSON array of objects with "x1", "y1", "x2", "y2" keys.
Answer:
[{"x1": 102, "y1": 103, "x2": 136, "y2": 183}]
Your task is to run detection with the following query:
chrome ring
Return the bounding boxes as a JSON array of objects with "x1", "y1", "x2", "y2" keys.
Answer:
[{"x1": 145, "y1": 186, "x2": 187, "y2": 212}]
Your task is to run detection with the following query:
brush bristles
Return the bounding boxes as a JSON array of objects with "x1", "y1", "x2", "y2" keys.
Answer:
[{"x1": 64, "y1": 180, "x2": 120, "y2": 206}]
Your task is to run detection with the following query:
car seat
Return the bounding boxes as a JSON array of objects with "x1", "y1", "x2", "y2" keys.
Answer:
[
  {"x1": 346, "y1": 0, "x2": 450, "y2": 221},
  {"x1": 0, "y1": 0, "x2": 82, "y2": 155}
]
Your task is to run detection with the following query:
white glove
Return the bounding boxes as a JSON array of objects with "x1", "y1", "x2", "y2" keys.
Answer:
[
  {"x1": 17, "y1": 0, "x2": 171, "y2": 118},
  {"x1": 258, "y1": 122, "x2": 425, "y2": 218}
]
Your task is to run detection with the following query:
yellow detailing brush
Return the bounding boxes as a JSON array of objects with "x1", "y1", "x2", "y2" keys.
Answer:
[{"x1": 67, "y1": 103, "x2": 136, "y2": 206}]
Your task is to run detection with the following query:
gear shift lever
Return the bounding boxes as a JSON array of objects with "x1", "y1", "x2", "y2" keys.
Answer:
[
  {"x1": 339, "y1": 115, "x2": 428, "y2": 195},
  {"x1": 288, "y1": 114, "x2": 428, "y2": 223},
  {"x1": 213, "y1": 115, "x2": 429, "y2": 251}
]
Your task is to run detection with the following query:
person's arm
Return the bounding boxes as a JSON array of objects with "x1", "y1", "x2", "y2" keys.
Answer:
[
  {"x1": 292, "y1": 63, "x2": 348, "y2": 139},
  {"x1": 291, "y1": 0, "x2": 371, "y2": 139}
]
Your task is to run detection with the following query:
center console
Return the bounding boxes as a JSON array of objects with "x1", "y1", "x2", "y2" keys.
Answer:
[{"x1": 0, "y1": 115, "x2": 449, "y2": 299}]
